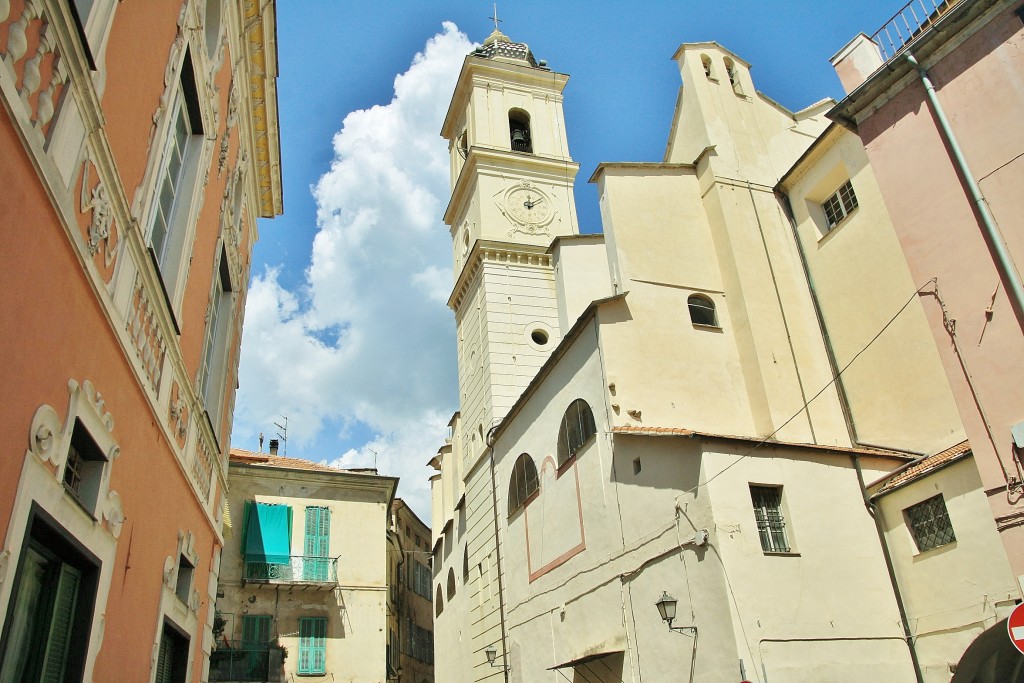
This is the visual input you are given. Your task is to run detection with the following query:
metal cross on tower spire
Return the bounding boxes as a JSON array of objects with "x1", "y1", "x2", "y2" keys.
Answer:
[{"x1": 489, "y1": 3, "x2": 502, "y2": 31}]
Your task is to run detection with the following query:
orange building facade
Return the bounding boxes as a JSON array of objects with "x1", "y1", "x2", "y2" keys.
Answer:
[{"x1": 0, "y1": 1, "x2": 280, "y2": 682}]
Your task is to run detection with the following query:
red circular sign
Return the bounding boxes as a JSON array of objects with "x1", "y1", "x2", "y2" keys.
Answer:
[{"x1": 1007, "y1": 602, "x2": 1024, "y2": 655}]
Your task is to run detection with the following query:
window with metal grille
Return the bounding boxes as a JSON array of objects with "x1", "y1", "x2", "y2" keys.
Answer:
[
  {"x1": 822, "y1": 180, "x2": 859, "y2": 229},
  {"x1": 687, "y1": 294, "x2": 718, "y2": 327},
  {"x1": 298, "y1": 617, "x2": 327, "y2": 675},
  {"x1": 905, "y1": 494, "x2": 956, "y2": 552},
  {"x1": 63, "y1": 419, "x2": 107, "y2": 514},
  {"x1": 508, "y1": 453, "x2": 539, "y2": 515},
  {"x1": 556, "y1": 399, "x2": 597, "y2": 466},
  {"x1": 750, "y1": 485, "x2": 790, "y2": 553}
]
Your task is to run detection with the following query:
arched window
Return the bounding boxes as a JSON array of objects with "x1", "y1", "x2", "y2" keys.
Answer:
[
  {"x1": 723, "y1": 57, "x2": 737, "y2": 86},
  {"x1": 687, "y1": 294, "x2": 718, "y2": 327},
  {"x1": 557, "y1": 399, "x2": 597, "y2": 466},
  {"x1": 447, "y1": 568, "x2": 456, "y2": 599},
  {"x1": 508, "y1": 109, "x2": 532, "y2": 153},
  {"x1": 700, "y1": 54, "x2": 713, "y2": 80},
  {"x1": 463, "y1": 546, "x2": 470, "y2": 583},
  {"x1": 508, "y1": 453, "x2": 539, "y2": 515},
  {"x1": 435, "y1": 585, "x2": 444, "y2": 616}
]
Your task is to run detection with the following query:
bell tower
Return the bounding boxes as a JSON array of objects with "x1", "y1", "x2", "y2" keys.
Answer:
[{"x1": 441, "y1": 29, "x2": 580, "y2": 470}]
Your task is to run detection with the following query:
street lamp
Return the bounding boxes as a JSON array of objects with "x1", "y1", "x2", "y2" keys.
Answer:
[
  {"x1": 485, "y1": 644, "x2": 506, "y2": 669},
  {"x1": 655, "y1": 591, "x2": 697, "y2": 636}
]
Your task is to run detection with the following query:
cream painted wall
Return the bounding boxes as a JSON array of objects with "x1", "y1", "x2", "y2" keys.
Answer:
[
  {"x1": 551, "y1": 235, "x2": 612, "y2": 333},
  {"x1": 217, "y1": 463, "x2": 394, "y2": 683},
  {"x1": 872, "y1": 457, "x2": 1019, "y2": 681},
  {"x1": 782, "y1": 127, "x2": 965, "y2": 454}
]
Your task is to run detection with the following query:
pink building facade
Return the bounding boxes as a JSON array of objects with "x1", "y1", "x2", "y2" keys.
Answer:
[
  {"x1": 0, "y1": 1, "x2": 280, "y2": 681},
  {"x1": 831, "y1": 0, "x2": 1024, "y2": 616}
]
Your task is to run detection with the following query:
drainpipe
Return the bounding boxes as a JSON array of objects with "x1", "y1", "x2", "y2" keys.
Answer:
[
  {"x1": 906, "y1": 51, "x2": 1024, "y2": 329},
  {"x1": 486, "y1": 431, "x2": 511, "y2": 683},
  {"x1": 851, "y1": 455, "x2": 925, "y2": 683}
]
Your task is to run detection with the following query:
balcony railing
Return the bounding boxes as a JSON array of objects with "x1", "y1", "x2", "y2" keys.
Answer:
[
  {"x1": 208, "y1": 642, "x2": 286, "y2": 682},
  {"x1": 870, "y1": 0, "x2": 963, "y2": 61},
  {"x1": 243, "y1": 555, "x2": 338, "y2": 586}
]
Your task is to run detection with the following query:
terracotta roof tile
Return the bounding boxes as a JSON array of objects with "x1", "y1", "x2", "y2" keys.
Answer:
[
  {"x1": 870, "y1": 440, "x2": 972, "y2": 496},
  {"x1": 229, "y1": 447, "x2": 372, "y2": 475}
]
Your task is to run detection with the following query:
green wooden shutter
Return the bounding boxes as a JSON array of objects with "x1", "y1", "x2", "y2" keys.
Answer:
[
  {"x1": 304, "y1": 507, "x2": 330, "y2": 580},
  {"x1": 40, "y1": 563, "x2": 81, "y2": 683},
  {"x1": 155, "y1": 631, "x2": 174, "y2": 683},
  {"x1": 298, "y1": 617, "x2": 327, "y2": 675},
  {"x1": 241, "y1": 614, "x2": 271, "y2": 646}
]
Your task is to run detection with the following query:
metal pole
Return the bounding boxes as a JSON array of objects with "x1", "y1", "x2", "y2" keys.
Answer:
[{"x1": 906, "y1": 51, "x2": 1024, "y2": 330}]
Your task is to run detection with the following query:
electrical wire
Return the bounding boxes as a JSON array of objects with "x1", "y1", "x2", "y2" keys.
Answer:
[{"x1": 681, "y1": 277, "x2": 937, "y2": 498}]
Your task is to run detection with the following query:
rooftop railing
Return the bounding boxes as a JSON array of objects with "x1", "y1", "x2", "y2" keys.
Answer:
[
  {"x1": 243, "y1": 555, "x2": 338, "y2": 586},
  {"x1": 871, "y1": 0, "x2": 964, "y2": 60}
]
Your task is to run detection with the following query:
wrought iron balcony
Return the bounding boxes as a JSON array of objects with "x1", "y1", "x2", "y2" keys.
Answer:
[
  {"x1": 208, "y1": 641, "x2": 286, "y2": 682},
  {"x1": 243, "y1": 555, "x2": 338, "y2": 588}
]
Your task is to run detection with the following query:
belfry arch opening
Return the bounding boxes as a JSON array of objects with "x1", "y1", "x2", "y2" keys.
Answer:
[{"x1": 509, "y1": 109, "x2": 532, "y2": 153}]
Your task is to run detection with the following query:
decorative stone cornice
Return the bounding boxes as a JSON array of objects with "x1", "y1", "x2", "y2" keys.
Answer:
[
  {"x1": 241, "y1": 0, "x2": 282, "y2": 218},
  {"x1": 448, "y1": 240, "x2": 554, "y2": 312}
]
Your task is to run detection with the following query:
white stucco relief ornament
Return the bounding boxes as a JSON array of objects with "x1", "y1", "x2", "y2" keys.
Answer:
[
  {"x1": 163, "y1": 555, "x2": 177, "y2": 588},
  {"x1": 0, "y1": 549, "x2": 9, "y2": 588},
  {"x1": 498, "y1": 180, "x2": 554, "y2": 238},
  {"x1": 103, "y1": 490, "x2": 125, "y2": 539},
  {"x1": 80, "y1": 160, "x2": 116, "y2": 266},
  {"x1": 28, "y1": 404, "x2": 62, "y2": 465}
]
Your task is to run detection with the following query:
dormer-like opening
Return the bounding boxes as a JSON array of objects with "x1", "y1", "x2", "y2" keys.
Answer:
[
  {"x1": 700, "y1": 54, "x2": 714, "y2": 80},
  {"x1": 509, "y1": 109, "x2": 532, "y2": 153}
]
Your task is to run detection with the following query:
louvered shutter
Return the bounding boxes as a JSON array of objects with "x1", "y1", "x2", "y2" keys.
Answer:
[{"x1": 40, "y1": 564, "x2": 81, "y2": 683}]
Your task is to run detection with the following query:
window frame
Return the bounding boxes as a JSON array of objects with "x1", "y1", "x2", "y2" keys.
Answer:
[
  {"x1": 507, "y1": 453, "x2": 540, "y2": 517},
  {"x1": 297, "y1": 617, "x2": 327, "y2": 676},
  {"x1": 904, "y1": 494, "x2": 956, "y2": 553},
  {"x1": 749, "y1": 485, "x2": 791, "y2": 554},
  {"x1": 146, "y1": 48, "x2": 206, "y2": 311},
  {"x1": 687, "y1": 294, "x2": 719, "y2": 328},
  {"x1": 821, "y1": 179, "x2": 859, "y2": 231},
  {"x1": 556, "y1": 399, "x2": 598, "y2": 468}
]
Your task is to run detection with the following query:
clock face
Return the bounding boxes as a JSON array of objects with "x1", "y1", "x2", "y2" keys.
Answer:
[{"x1": 504, "y1": 185, "x2": 553, "y2": 227}]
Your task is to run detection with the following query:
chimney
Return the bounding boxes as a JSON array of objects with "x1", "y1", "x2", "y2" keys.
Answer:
[{"x1": 269, "y1": 439, "x2": 279, "y2": 455}]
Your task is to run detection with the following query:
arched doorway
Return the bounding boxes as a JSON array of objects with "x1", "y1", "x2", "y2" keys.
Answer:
[{"x1": 952, "y1": 618, "x2": 1024, "y2": 683}]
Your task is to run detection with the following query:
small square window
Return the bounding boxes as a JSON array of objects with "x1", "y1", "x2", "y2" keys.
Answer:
[
  {"x1": 822, "y1": 180, "x2": 858, "y2": 230},
  {"x1": 633, "y1": 457, "x2": 642, "y2": 475},
  {"x1": 905, "y1": 494, "x2": 955, "y2": 552}
]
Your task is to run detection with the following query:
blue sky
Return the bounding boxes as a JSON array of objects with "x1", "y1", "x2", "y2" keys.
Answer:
[{"x1": 233, "y1": 1, "x2": 900, "y2": 518}]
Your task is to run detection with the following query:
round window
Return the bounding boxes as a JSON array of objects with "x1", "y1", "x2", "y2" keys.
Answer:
[{"x1": 531, "y1": 329, "x2": 549, "y2": 346}]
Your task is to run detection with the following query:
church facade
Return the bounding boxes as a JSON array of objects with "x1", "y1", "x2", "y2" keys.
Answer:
[{"x1": 429, "y1": 26, "x2": 1019, "y2": 683}]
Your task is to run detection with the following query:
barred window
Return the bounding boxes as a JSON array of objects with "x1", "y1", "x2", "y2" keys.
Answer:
[
  {"x1": 687, "y1": 294, "x2": 718, "y2": 327},
  {"x1": 822, "y1": 180, "x2": 858, "y2": 230},
  {"x1": 750, "y1": 485, "x2": 790, "y2": 553},
  {"x1": 905, "y1": 494, "x2": 956, "y2": 552}
]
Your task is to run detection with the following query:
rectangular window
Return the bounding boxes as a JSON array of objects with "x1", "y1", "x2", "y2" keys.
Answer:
[
  {"x1": 198, "y1": 248, "x2": 234, "y2": 431},
  {"x1": 148, "y1": 49, "x2": 204, "y2": 304},
  {"x1": 174, "y1": 554, "x2": 194, "y2": 604},
  {"x1": 303, "y1": 507, "x2": 330, "y2": 581},
  {"x1": 155, "y1": 622, "x2": 189, "y2": 683},
  {"x1": 750, "y1": 485, "x2": 790, "y2": 553},
  {"x1": 0, "y1": 508, "x2": 100, "y2": 683},
  {"x1": 821, "y1": 180, "x2": 858, "y2": 230},
  {"x1": 905, "y1": 494, "x2": 956, "y2": 552},
  {"x1": 63, "y1": 419, "x2": 107, "y2": 514},
  {"x1": 298, "y1": 617, "x2": 327, "y2": 675}
]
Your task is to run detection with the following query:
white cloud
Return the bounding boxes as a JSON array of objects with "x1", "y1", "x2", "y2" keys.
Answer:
[{"x1": 234, "y1": 23, "x2": 473, "y2": 519}]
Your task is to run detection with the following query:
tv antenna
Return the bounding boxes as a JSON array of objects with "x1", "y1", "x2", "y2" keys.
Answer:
[
  {"x1": 368, "y1": 447, "x2": 378, "y2": 471},
  {"x1": 274, "y1": 415, "x2": 288, "y2": 456}
]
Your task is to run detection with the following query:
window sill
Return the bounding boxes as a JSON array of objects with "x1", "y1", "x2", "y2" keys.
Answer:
[
  {"x1": 692, "y1": 323, "x2": 723, "y2": 332},
  {"x1": 62, "y1": 484, "x2": 98, "y2": 522},
  {"x1": 762, "y1": 551, "x2": 800, "y2": 557}
]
